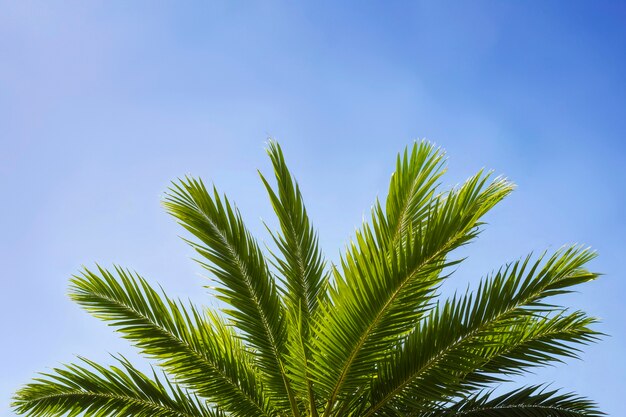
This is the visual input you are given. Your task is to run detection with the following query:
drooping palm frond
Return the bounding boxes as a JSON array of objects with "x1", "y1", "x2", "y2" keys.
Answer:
[
  {"x1": 69, "y1": 266, "x2": 269, "y2": 417},
  {"x1": 427, "y1": 385, "x2": 603, "y2": 417},
  {"x1": 12, "y1": 356, "x2": 221, "y2": 417},
  {"x1": 13, "y1": 140, "x2": 604, "y2": 417}
]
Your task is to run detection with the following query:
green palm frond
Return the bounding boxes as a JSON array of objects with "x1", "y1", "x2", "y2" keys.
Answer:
[
  {"x1": 69, "y1": 266, "x2": 269, "y2": 416},
  {"x1": 163, "y1": 178, "x2": 299, "y2": 415},
  {"x1": 260, "y1": 140, "x2": 328, "y2": 320},
  {"x1": 367, "y1": 247, "x2": 599, "y2": 415},
  {"x1": 312, "y1": 165, "x2": 513, "y2": 413},
  {"x1": 429, "y1": 385, "x2": 602, "y2": 417},
  {"x1": 259, "y1": 140, "x2": 329, "y2": 416},
  {"x1": 470, "y1": 310, "x2": 598, "y2": 378},
  {"x1": 377, "y1": 141, "x2": 447, "y2": 252},
  {"x1": 12, "y1": 356, "x2": 221, "y2": 417},
  {"x1": 375, "y1": 312, "x2": 599, "y2": 416},
  {"x1": 14, "y1": 140, "x2": 604, "y2": 417}
]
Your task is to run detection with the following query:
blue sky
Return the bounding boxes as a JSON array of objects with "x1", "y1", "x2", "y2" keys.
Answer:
[{"x1": 1, "y1": 1, "x2": 625, "y2": 415}]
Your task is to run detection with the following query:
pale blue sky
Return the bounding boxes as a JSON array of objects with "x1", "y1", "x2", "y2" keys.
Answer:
[{"x1": 1, "y1": 1, "x2": 625, "y2": 415}]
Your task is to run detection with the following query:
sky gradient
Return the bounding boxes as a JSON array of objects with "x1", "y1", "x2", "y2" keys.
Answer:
[{"x1": 1, "y1": 1, "x2": 625, "y2": 415}]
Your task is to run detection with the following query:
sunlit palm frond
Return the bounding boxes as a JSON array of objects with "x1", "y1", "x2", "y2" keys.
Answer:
[
  {"x1": 366, "y1": 246, "x2": 599, "y2": 415},
  {"x1": 12, "y1": 356, "x2": 222, "y2": 417},
  {"x1": 163, "y1": 178, "x2": 299, "y2": 414},
  {"x1": 260, "y1": 140, "x2": 328, "y2": 320},
  {"x1": 428, "y1": 385, "x2": 602, "y2": 417},
  {"x1": 312, "y1": 163, "x2": 513, "y2": 414},
  {"x1": 69, "y1": 266, "x2": 270, "y2": 417},
  {"x1": 259, "y1": 140, "x2": 329, "y2": 416},
  {"x1": 378, "y1": 141, "x2": 447, "y2": 252}
]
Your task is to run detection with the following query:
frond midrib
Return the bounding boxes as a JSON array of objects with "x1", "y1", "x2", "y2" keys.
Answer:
[
  {"x1": 288, "y1": 218, "x2": 314, "y2": 316},
  {"x1": 451, "y1": 403, "x2": 592, "y2": 416},
  {"x1": 19, "y1": 390, "x2": 200, "y2": 417}
]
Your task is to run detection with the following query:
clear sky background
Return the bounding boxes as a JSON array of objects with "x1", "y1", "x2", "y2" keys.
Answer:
[{"x1": 1, "y1": 1, "x2": 625, "y2": 416}]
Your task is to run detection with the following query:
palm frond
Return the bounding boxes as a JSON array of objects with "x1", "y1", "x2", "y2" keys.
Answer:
[
  {"x1": 12, "y1": 356, "x2": 221, "y2": 417},
  {"x1": 432, "y1": 385, "x2": 602, "y2": 417},
  {"x1": 471, "y1": 310, "x2": 599, "y2": 378},
  {"x1": 281, "y1": 305, "x2": 324, "y2": 416},
  {"x1": 69, "y1": 266, "x2": 270, "y2": 417},
  {"x1": 312, "y1": 160, "x2": 513, "y2": 414},
  {"x1": 163, "y1": 178, "x2": 299, "y2": 414},
  {"x1": 259, "y1": 140, "x2": 329, "y2": 417},
  {"x1": 260, "y1": 140, "x2": 328, "y2": 321},
  {"x1": 378, "y1": 141, "x2": 447, "y2": 252},
  {"x1": 366, "y1": 246, "x2": 599, "y2": 415}
]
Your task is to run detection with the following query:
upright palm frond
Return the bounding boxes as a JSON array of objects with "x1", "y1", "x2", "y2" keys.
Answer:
[
  {"x1": 12, "y1": 356, "x2": 221, "y2": 417},
  {"x1": 14, "y1": 140, "x2": 604, "y2": 417},
  {"x1": 163, "y1": 178, "x2": 299, "y2": 415},
  {"x1": 259, "y1": 141, "x2": 329, "y2": 416},
  {"x1": 378, "y1": 141, "x2": 447, "y2": 252},
  {"x1": 312, "y1": 165, "x2": 514, "y2": 414},
  {"x1": 260, "y1": 140, "x2": 328, "y2": 320}
]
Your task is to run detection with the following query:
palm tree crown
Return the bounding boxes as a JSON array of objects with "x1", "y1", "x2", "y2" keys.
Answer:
[{"x1": 14, "y1": 141, "x2": 603, "y2": 417}]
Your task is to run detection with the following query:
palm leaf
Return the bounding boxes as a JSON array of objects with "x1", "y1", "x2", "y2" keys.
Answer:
[
  {"x1": 260, "y1": 140, "x2": 328, "y2": 321},
  {"x1": 163, "y1": 178, "x2": 300, "y2": 415},
  {"x1": 430, "y1": 385, "x2": 602, "y2": 417},
  {"x1": 69, "y1": 266, "x2": 269, "y2": 417},
  {"x1": 313, "y1": 162, "x2": 513, "y2": 414},
  {"x1": 379, "y1": 141, "x2": 447, "y2": 252},
  {"x1": 259, "y1": 140, "x2": 329, "y2": 416},
  {"x1": 366, "y1": 246, "x2": 599, "y2": 415},
  {"x1": 12, "y1": 356, "x2": 221, "y2": 417}
]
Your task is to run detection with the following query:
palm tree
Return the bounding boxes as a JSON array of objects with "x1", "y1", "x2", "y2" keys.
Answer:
[{"x1": 13, "y1": 141, "x2": 602, "y2": 417}]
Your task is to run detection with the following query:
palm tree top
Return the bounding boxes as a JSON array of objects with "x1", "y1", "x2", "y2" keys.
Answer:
[{"x1": 13, "y1": 140, "x2": 603, "y2": 417}]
